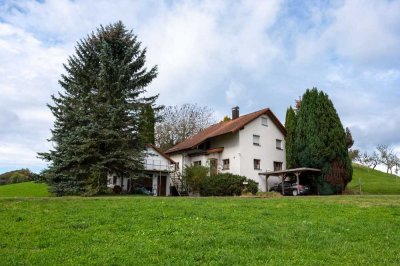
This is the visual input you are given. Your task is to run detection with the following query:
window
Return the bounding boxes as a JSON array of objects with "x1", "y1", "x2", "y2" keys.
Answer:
[
  {"x1": 276, "y1": 139, "x2": 283, "y2": 150},
  {"x1": 193, "y1": 161, "x2": 201, "y2": 166},
  {"x1": 113, "y1": 176, "x2": 117, "y2": 184},
  {"x1": 254, "y1": 159, "x2": 261, "y2": 170},
  {"x1": 274, "y1": 161, "x2": 283, "y2": 171},
  {"x1": 253, "y1": 135, "x2": 260, "y2": 146},
  {"x1": 222, "y1": 159, "x2": 230, "y2": 170},
  {"x1": 261, "y1": 116, "x2": 268, "y2": 126}
]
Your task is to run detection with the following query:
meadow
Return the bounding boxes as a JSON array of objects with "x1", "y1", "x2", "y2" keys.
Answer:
[
  {"x1": 1, "y1": 196, "x2": 399, "y2": 265},
  {"x1": 1, "y1": 166, "x2": 400, "y2": 265},
  {"x1": 347, "y1": 164, "x2": 400, "y2": 194}
]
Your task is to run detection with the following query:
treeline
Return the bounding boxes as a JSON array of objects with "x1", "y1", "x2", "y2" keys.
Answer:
[
  {"x1": 0, "y1": 169, "x2": 41, "y2": 185},
  {"x1": 350, "y1": 145, "x2": 400, "y2": 174}
]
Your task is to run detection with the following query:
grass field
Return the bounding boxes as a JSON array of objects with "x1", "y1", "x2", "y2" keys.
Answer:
[
  {"x1": 1, "y1": 196, "x2": 399, "y2": 265},
  {"x1": 348, "y1": 164, "x2": 400, "y2": 194},
  {"x1": 0, "y1": 182, "x2": 49, "y2": 197}
]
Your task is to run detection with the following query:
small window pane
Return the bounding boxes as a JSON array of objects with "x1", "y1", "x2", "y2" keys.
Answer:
[
  {"x1": 262, "y1": 117, "x2": 268, "y2": 126},
  {"x1": 254, "y1": 159, "x2": 261, "y2": 170},
  {"x1": 223, "y1": 159, "x2": 230, "y2": 170},
  {"x1": 276, "y1": 139, "x2": 282, "y2": 150},
  {"x1": 253, "y1": 135, "x2": 260, "y2": 145}
]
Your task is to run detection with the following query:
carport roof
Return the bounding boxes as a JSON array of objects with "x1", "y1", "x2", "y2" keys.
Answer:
[{"x1": 259, "y1": 167, "x2": 321, "y2": 177}]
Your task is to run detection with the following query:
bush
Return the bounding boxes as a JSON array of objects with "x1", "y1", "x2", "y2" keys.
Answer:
[
  {"x1": 182, "y1": 165, "x2": 209, "y2": 193},
  {"x1": 199, "y1": 173, "x2": 258, "y2": 196}
]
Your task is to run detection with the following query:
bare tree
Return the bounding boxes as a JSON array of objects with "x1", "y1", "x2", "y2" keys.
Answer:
[
  {"x1": 348, "y1": 149, "x2": 360, "y2": 162},
  {"x1": 377, "y1": 145, "x2": 397, "y2": 174},
  {"x1": 155, "y1": 104, "x2": 215, "y2": 151}
]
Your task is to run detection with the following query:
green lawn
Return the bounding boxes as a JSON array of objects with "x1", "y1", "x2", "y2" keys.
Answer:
[
  {"x1": 0, "y1": 182, "x2": 49, "y2": 197},
  {"x1": 349, "y1": 164, "x2": 400, "y2": 194},
  {"x1": 1, "y1": 196, "x2": 399, "y2": 265}
]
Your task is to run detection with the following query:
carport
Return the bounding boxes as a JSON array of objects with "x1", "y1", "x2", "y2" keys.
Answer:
[{"x1": 259, "y1": 168, "x2": 321, "y2": 195}]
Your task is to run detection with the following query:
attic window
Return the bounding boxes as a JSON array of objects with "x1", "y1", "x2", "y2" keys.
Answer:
[
  {"x1": 261, "y1": 116, "x2": 268, "y2": 126},
  {"x1": 253, "y1": 135, "x2": 260, "y2": 146}
]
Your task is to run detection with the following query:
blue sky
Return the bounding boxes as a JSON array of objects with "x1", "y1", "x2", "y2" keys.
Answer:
[{"x1": 0, "y1": 0, "x2": 399, "y2": 173}]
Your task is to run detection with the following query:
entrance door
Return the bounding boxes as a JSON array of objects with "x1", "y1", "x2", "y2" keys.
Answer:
[
  {"x1": 209, "y1": 159, "x2": 218, "y2": 176},
  {"x1": 157, "y1": 175, "x2": 167, "y2": 196}
]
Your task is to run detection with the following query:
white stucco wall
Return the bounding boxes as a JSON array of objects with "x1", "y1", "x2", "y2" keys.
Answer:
[{"x1": 238, "y1": 115, "x2": 286, "y2": 191}]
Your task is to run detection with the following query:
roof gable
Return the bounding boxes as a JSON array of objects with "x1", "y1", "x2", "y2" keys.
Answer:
[{"x1": 165, "y1": 108, "x2": 285, "y2": 154}]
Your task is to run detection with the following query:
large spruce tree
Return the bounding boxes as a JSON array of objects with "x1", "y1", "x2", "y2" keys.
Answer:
[
  {"x1": 293, "y1": 88, "x2": 352, "y2": 194},
  {"x1": 39, "y1": 22, "x2": 158, "y2": 195}
]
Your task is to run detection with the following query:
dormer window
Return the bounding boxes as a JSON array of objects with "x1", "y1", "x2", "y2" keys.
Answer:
[{"x1": 253, "y1": 135, "x2": 260, "y2": 146}]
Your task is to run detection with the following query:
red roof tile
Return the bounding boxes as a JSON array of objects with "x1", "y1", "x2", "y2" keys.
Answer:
[{"x1": 165, "y1": 108, "x2": 286, "y2": 154}]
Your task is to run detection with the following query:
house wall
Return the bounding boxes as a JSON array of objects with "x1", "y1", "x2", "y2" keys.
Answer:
[
  {"x1": 167, "y1": 113, "x2": 286, "y2": 192},
  {"x1": 238, "y1": 115, "x2": 286, "y2": 191}
]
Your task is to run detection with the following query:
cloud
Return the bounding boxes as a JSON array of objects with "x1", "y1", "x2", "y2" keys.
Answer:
[{"x1": 0, "y1": 0, "x2": 399, "y2": 173}]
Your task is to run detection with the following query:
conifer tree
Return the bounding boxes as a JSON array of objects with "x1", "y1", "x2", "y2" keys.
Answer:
[
  {"x1": 138, "y1": 104, "x2": 157, "y2": 145},
  {"x1": 39, "y1": 22, "x2": 159, "y2": 195},
  {"x1": 284, "y1": 106, "x2": 297, "y2": 169},
  {"x1": 294, "y1": 88, "x2": 352, "y2": 194}
]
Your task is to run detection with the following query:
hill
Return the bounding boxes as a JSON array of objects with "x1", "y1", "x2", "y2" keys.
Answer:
[
  {"x1": 0, "y1": 182, "x2": 49, "y2": 197},
  {"x1": 348, "y1": 164, "x2": 400, "y2": 194},
  {"x1": 0, "y1": 168, "x2": 36, "y2": 185}
]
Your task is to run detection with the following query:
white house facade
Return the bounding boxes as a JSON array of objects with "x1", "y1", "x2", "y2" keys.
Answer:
[
  {"x1": 107, "y1": 145, "x2": 176, "y2": 196},
  {"x1": 165, "y1": 107, "x2": 286, "y2": 192}
]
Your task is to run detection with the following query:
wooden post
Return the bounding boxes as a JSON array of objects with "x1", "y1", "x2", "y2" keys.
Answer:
[
  {"x1": 281, "y1": 174, "x2": 285, "y2": 195},
  {"x1": 295, "y1": 172, "x2": 300, "y2": 195},
  {"x1": 266, "y1": 176, "x2": 269, "y2": 192}
]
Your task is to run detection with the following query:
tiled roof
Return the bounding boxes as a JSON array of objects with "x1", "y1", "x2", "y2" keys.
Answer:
[{"x1": 165, "y1": 108, "x2": 286, "y2": 154}]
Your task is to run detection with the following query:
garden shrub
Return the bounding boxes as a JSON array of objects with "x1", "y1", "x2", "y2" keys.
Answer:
[
  {"x1": 199, "y1": 173, "x2": 258, "y2": 196},
  {"x1": 182, "y1": 165, "x2": 209, "y2": 193}
]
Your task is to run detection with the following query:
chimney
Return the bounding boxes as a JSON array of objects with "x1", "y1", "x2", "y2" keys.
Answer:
[{"x1": 232, "y1": 106, "x2": 239, "y2": 120}]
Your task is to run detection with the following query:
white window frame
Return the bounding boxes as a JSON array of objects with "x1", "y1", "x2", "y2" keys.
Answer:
[
  {"x1": 253, "y1": 135, "x2": 260, "y2": 146},
  {"x1": 276, "y1": 139, "x2": 283, "y2": 150},
  {"x1": 261, "y1": 116, "x2": 268, "y2": 126},
  {"x1": 222, "y1": 159, "x2": 230, "y2": 170}
]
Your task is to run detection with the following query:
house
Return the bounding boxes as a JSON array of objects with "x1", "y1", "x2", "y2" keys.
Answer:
[
  {"x1": 165, "y1": 107, "x2": 286, "y2": 192},
  {"x1": 107, "y1": 144, "x2": 176, "y2": 196}
]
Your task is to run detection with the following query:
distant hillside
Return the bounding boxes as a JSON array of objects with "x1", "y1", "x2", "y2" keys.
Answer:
[
  {"x1": 348, "y1": 164, "x2": 400, "y2": 194},
  {"x1": 0, "y1": 182, "x2": 49, "y2": 197},
  {"x1": 0, "y1": 169, "x2": 37, "y2": 185}
]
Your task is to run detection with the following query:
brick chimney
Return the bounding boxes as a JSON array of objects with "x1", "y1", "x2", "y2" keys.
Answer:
[{"x1": 232, "y1": 106, "x2": 239, "y2": 120}]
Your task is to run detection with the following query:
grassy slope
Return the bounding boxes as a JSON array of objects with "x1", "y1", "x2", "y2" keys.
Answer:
[
  {"x1": 349, "y1": 164, "x2": 400, "y2": 194},
  {"x1": 0, "y1": 196, "x2": 399, "y2": 265},
  {"x1": 0, "y1": 182, "x2": 49, "y2": 197}
]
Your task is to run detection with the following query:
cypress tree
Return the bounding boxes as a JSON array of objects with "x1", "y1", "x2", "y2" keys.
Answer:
[
  {"x1": 39, "y1": 22, "x2": 159, "y2": 195},
  {"x1": 138, "y1": 104, "x2": 157, "y2": 145},
  {"x1": 284, "y1": 106, "x2": 297, "y2": 169},
  {"x1": 294, "y1": 88, "x2": 352, "y2": 194}
]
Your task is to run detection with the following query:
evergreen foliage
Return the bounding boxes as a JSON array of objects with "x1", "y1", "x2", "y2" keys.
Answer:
[
  {"x1": 292, "y1": 88, "x2": 352, "y2": 194},
  {"x1": 199, "y1": 173, "x2": 258, "y2": 196},
  {"x1": 284, "y1": 106, "x2": 297, "y2": 169},
  {"x1": 138, "y1": 104, "x2": 158, "y2": 145},
  {"x1": 38, "y1": 22, "x2": 159, "y2": 196}
]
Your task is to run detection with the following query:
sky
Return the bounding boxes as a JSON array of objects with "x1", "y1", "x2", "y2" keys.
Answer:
[{"x1": 0, "y1": 0, "x2": 399, "y2": 174}]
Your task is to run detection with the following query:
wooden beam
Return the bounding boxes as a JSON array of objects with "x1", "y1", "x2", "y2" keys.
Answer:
[{"x1": 295, "y1": 172, "x2": 300, "y2": 196}]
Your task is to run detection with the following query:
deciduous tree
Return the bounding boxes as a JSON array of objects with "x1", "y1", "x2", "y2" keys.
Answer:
[{"x1": 155, "y1": 104, "x2": 215, "y2": 151}]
